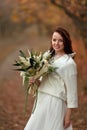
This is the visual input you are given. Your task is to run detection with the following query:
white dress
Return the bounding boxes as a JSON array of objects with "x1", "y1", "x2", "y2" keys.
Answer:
[
  {"x1": 24, "y1": 92, "x2": 72, "y2": 130},
  {"x1": 24, "y1": 54, "x2": 78, "y2": 130}
]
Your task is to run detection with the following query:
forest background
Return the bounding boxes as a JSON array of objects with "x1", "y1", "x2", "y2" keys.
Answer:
[{"x1": 0, "y1": 0, "x2": 87, "y2": 130}]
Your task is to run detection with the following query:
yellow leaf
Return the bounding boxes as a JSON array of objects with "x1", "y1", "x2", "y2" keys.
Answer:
[{"x1": 10, "y1": 15, "x2": 20, "y2": 23}]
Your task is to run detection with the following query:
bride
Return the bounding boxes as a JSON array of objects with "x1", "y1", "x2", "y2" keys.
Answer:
[{"x1": 24, "y1": 27, "x2": 78, "y2": 130}]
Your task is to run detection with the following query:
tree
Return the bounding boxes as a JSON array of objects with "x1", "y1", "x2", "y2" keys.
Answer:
[
  {"x1": 0, "y1": 0, "x2": 87, "y2": 44},
  {"x1": 50, "y1": 0, "x2": 87, "y2": 46}
]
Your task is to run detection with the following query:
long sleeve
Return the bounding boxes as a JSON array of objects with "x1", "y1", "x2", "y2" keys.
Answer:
[
  {"x1": 39, "y1": 55, "x2": 78, "y2": 107},
  {"x1": 62, "y1": 62, "x2": 78, "y2": 108}
]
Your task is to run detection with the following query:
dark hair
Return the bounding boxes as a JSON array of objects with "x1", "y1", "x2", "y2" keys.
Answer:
[{"x1": 49, "y1": 27, "x2": 74, "y2": 57}]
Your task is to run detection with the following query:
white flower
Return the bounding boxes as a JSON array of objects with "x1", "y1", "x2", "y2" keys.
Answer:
[
  {"x1": 27, "y1": 48, "x2": 31, "y2": 57},
  {"x1": 34, "y1": 63, "x2": 49, "y2": 79},
  {"x1": 43, "y1": 50, "x2": 51, "y2": 59},
  {"x1": 20, "y1": 71, "x2": 25, "y2": 76},
  {"x1": 20, "y1": 71, "x2": 26, "y2": 85},
  {"x1": 36, "y1": 54, "x2": 42, "y2": 62},
  {"x1": 19, "y1": 56, "x2": 30, "y2": 66},
  {"x1": 15, "y1": 49, "x2": 56, "y2": 99}
]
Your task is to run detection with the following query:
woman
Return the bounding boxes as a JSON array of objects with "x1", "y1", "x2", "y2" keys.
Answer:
[{"x1": 24, "y1": 27, "x2": 78, "y2": 130}]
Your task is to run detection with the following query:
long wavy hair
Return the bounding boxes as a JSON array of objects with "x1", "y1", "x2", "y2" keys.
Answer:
[{"x1": 49, "y1": 27, "x2": 74, "y2": 57}]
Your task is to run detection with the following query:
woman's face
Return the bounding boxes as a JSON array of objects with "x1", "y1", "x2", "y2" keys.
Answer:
[{"x1": 52, "y1": 32, "x2": 65, "y2": 54}]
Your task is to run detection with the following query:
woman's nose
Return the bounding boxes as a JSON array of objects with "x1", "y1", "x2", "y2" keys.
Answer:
[{"x1": 55, "y1": 40, "x2": 59, "y2": 44}]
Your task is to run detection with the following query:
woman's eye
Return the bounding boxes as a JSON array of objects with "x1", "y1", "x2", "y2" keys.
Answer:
[
  {"x1": 59, "y1": 39, "x2": 63, "y2": 42},
  {"x1": 52, "y1": 38, "x2": 63, "y2": 42},
  {"x1": 53, "y1": 39, "x2": 56, "y2": 41}
]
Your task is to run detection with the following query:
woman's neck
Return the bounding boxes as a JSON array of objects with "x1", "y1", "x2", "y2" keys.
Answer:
[
  {"x1": 53, "y1": 52, "x2": 66, "y2": 60},
  {"x1": 55, "y1": 51, "x2": 66, "y2": 57}
]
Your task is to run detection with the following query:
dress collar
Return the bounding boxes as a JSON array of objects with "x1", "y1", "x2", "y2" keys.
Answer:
[
  {"x1": 68, "y1": 52, "x2": 76, "y2": 58},
  {"x1": 50, "y1": 52, "x2": 76, "y2": 64}
]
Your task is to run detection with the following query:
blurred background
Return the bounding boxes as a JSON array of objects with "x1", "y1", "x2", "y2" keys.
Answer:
[{"x1": 0, "y1": 0, "x2": 87, "y2": 130}]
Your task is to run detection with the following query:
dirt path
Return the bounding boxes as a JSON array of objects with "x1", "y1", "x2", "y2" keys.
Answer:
[
  {"x1": 0, "y1": 34, "x2": 49, "y2": 130},
  {"x1": 0, "y1": 34, "x2": 87, "y2": 130}
]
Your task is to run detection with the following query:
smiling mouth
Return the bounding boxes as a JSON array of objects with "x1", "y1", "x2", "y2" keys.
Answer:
[{"x1": 54, "y1": 46, "x2": 60, "y2": 49}]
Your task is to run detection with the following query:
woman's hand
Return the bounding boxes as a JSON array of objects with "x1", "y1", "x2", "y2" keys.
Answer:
[
  {"x1": 29, "y1": 78, "x2": 40, "y2": 86},
  {"x1": 63, "y1": 108, "x2": 72, "y2": 129},
  {"x1": 35, "y1": 79, "x2": 41, "y2": 87},
  {"x1": 29, "y1": 77, "x2": 36, "y2": 86}
]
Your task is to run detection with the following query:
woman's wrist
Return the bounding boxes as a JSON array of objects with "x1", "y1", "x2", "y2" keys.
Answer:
[
  {"x1": 35, "y1": 79, "x2": 41, "y2": 86},
  {"x1": 63, "y1": 108, "x2": 72, "y2": 128},
  {"x1": 66, "y1": 108, "x2": 72, "y2": 114},
  {"x1": 65, "y1": 108, "x2": 72, "y2": 121},
  {"x1": 66, "y1": 108, "x2": 72, "y2": 115}
]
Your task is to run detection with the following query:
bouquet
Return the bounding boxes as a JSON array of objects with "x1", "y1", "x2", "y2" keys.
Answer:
[{"x1": 13, "y1": 49, "x2": 56, "y2": 112}]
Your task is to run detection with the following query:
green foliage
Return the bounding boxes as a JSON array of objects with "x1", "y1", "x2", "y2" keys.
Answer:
[{"x1": 19, "y1": 50, "x2": 26, "y2": 59}]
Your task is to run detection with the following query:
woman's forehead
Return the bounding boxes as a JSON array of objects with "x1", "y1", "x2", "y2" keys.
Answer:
[{"x1": 52, "y1": 32, "x2": 63, "y2": 39}]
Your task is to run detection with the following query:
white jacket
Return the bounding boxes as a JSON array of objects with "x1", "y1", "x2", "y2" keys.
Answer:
[{"x1": 38, "y1": 54, "x2": 78, "y2": 108}]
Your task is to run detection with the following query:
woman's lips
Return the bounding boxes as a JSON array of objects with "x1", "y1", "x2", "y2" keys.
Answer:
[{"x1": 54, "y1": 46, "x2": 60, "y2": 49}]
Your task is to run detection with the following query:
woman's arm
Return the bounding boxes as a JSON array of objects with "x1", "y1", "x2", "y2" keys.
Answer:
[
  {"x1": 63, "y1": 108, "x2": 72, "y2": 128},
  {"x1": 63, "y1": 63, "x2": 78, "y2": 108},
  {"x1": 63, "y1": 63, "x2": 78, "y2": 128}
]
